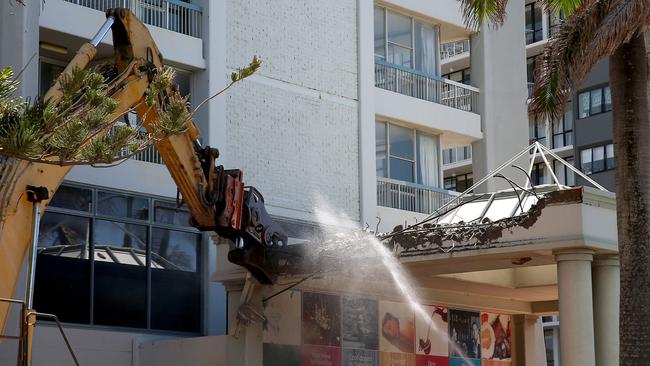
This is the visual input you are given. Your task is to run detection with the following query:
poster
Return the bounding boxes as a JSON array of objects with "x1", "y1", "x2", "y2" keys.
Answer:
[
  {"x1": 480, "y1": 313, "x2": 512, "y2": 365},
  {"x1": 415, "y1": 355, "x2": 449, "y2": 366},
  {"x1": 415, "y1": 305, "x2": 449, "y2": 357},
  {"x1": 302, "y1": 345, "x2": 342, "y2": 366},
  {"x1": 379, "y1": 301, "x2": 415, "y2": 354},
  {"x1": 342, "y1": 296, "x2": 379, "y2": 350},
  {"x1": 343, "y1": 349, "x2": 379, "y2": 366},
  {"x1": 380, "y1": 352, "x2": 416, "y2": 366},
  {"x1": 303, "y1": 292, "x2": 342, "y2": 347},
  {"x1": 448, "y1": 309, "x2": 481, "y2": 360},
  {"x1": 263, "y1": 343, "x2": 301, "y2": 366},
  {"x1": 449, "y1": 358, "x2": 480, "y2": 366},
  {"x1": 263, "y1": 288, "x2": 302, "y2": 345}
]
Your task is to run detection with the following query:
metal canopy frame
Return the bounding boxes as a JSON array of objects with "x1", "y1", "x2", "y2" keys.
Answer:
[{"x1": 422, "y1": 141, "x2": 608, "y2": 223}]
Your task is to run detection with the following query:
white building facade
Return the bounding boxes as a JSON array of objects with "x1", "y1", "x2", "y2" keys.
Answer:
[{"x1": 0, "y1": 0, "x2": 619, "y2": 365}]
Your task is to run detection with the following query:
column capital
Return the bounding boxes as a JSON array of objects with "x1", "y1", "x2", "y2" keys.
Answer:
[
  {"x1": 554, "y1": 248, "x2": 595, "y2": 262},
  {"x1": 593, "y1": 255, "x2": 620, "y2": 267}
]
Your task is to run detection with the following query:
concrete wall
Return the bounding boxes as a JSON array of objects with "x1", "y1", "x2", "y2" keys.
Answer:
[
  {"x1": 224, "y1": 0, "x2": 361, "y2": 224},
  {"x1": 138, "y1": 335, "x2": 230, "y2": 366},
  {"x1": 0, "y1": 324, "x2": 175, "y2": 366},
  {"x1": 470, "y1": 0, "x2": 530, "y2": 192}
]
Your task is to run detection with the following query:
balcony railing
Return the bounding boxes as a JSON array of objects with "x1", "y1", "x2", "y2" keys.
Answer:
[
  {"x1": 440, "y1": 40, "x2": 470, "y2": 60},
  {"x1": 133, "y1": 144, "x2": 164, "y2": 164},
  {"x1": 109, "y1": 124, "x2": 165, "y2": 164},
  {"x1": 375, "y1": 60, "x2": 479, "y2": 113},
  {"x1": 377, "y1": 178, "x2": 458, "y2": 214},
  {"x1": 65, "y1": 0, "x2": 203, "y2": 38},
  {"x1": 527, "y1": 82, "x2": 534, "y2": 99}
]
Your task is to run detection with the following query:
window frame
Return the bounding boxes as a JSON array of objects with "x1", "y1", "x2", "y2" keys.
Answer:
[
  {"x1": 36, "y1": 181, "x2": 205, "y2": 334},
  {"x1": 551, "y1": 111, "x2": 573, "y2": 149},
  {"x1": 374, "y1": 5, "x2": 440, "y2": 77},
  {"x1": 444, "y1": 173, "x2": 473, "y2": 193},
  {"x1": 376, "y1": 120, "x2": 441, "y2": 187},
  {"x1": 577, "y1": 85, "x2": 612, "y2": 119},
  {"x1": 525, "y1": 2, "x2": 544, "y2": 44},
  {"x1": 442, "y1": 68, "x2": 471, "y2": 85},
  {"x1": 529, "y1": 116, "x2": 547, "y2": 146},
  {"x1": 579, "y1": 142, "x2": 615, "y2": 175}
]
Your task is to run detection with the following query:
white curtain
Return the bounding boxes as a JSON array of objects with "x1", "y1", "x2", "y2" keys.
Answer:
[
  {"x1": 414, "y1": 21, "x2": 437, "y2": 76},
  {"x1": 417, "y1": 132, "x2": 439, "y2": 187}
]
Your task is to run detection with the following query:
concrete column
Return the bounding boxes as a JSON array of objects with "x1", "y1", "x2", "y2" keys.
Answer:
[
  {"x1": 555, "y1": 249, "x2": 596, "y2": 366},
  {"x1": 357, "y1": 0, "x2": 377, "y2": 226},
  {"x1": 592, "y1": 255, "x2": 620, "y2": 366},
  {"x1": 511, "y1": 314, "x2": 547, "y2": 366},
  {"x1": 0, "y1": 0, "x2": 39, "y2": 98},
  {"x1": 470, "y1": 0, "x2": 529, "y2": 192}
]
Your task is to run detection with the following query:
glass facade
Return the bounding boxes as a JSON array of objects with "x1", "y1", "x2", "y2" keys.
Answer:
[
  {"x1": 376, "y1": 121, "x2": 441, "y2": 187},
  {"x1": 374, "y1": 6, "x2": 439, "y2": 76},
  {"x1": 580, "y1": 143, "x2": 615, "y2": 174},
  {"x1": 34, "y1": 184, "x2": 203, "y2": 333},
  {"x1": 578, "y1": 85, "x2": 612, "y2": 118}
]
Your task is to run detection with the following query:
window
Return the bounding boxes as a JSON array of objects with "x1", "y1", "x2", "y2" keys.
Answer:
[
  {"x1": 580, "y1": 143, "x2": 615, "y2": 174},
  {"x1": 442, "y1": 68, "x2": 471, "y2": 85},
  {"x1": 443, "y1": 145, "x2": 472, "y2": 165},
  {"x1": 34, "y1": 184, "x2": 202, "y2": 333},
  {"x1": 532, "y1": 162, "x2": 546, "y2": 186},
  {"x1": 525, "y1": 2, "x2": 544, "y2": 44},
  {"x1": 444, "y1": 173, "x2": 473, "y2": 193},
  {"x1": 578, "y1": 85, "x2": 612, "y2": 118},
  {"x1": 552, "y1": 110, "x2": 573, "y2": 148},
  {"x1": 529, "y1": 116, "x2": 547, "y2": 146},
  {"x1": 374, "y1": 6, "x2": 439, "y2": 75},
  {"x1": 376, "y1": 121, "x2": 441, "y2": 187},
  {"x1": 549, "y1": 10, "x2": 565, "y2": 37},
  {"x1": 553, "y1": 157, "x2": 576, "y2": 186},
  {"x1": 39, "y1": 60, "x2": 65, "y2": 96},
  {"x1": 527, "y1": 57, "x2": 537, "y2": 84}
]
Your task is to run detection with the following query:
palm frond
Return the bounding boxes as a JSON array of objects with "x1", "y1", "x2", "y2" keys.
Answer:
[
  {"x1": 539, "y1": 0, "x2": 584, "y2": 16},
  {"x1": 529, "y1": 0, "x2": 612, "y2": 120},
  {"x1": 457, "y1": 0, "x2": 508, "y2": 30}
]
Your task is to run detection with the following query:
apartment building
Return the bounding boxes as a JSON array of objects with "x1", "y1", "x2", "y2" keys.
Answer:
[{"x1": 0, "y1": 0, "x2": 619, "y2": 365}]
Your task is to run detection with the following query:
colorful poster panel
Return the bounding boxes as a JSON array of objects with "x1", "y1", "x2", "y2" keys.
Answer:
[
  {"x1": 302, "y1": 345, "x2": 342, "y2": 366},
  {"x1": 303, "y1": 292, "x2": 342, "y2": 347},
  {"x1": 263, "y1": 343, "x2": 301, "y2": 366},
  {"x1": 415, "y1": 355, "x2": 449, "y2": 366},
  {"x1": 263, "y1": 288, "x2": 301, "y2": 345},
  {"x1": 480, "y1": 313, "x2": 512, "y2": 365},
  {"x1": 343, "y1": 349, "x2": 379, "y2": 366},
  {"x1": 380, "y1": 352, "x2": 416, "y2": 366},
  {"x1": 415, "y1": 305, "x2": 449, "y2": 357},
  {"x1": 449, "y1": 358, "x2": 481, "y2": 366},
  {"x1": 379, "y1": 301, "x2": 415, "y2": 354},
  {"x1": 342, "y1": 296, "x2": 379, "y2": 350},
  {"x1": 448, "y1": 309, "x2": 481, "y2": 361}
]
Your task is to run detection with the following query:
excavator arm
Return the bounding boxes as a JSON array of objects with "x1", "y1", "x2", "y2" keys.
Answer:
[{"x1": 104, "y1": 9, "x2": 289, "y2": 284}]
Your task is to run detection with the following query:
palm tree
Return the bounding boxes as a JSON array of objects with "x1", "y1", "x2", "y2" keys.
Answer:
[{"x1": 458, "y1": 0, "x2": 650, "y2": 364}]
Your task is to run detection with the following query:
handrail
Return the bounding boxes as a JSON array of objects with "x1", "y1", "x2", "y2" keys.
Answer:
[
  {"x1": 375, "y1": 60, "x2": 480, "y2": 113},
  {"x1": 375, "y1": 58, "x2": 443, "y2": 81},
  {"x1": 0, "y1": 297, "x2": 81, "y2": 366},
  {"x1": 377, "y1": 177, "x2": 459, "y2": 195},
  {"x1": 65, "y1": 0, "x2": 203, "y2": 38}
]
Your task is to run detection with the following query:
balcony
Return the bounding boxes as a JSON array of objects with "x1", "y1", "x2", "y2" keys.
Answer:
[
  {"x1": 440, "y1": 40, "x2": 470, "y2": 60},
  {"x1": 377, "y1": 178, "x2": 458, "y2": 214},
  {"x1": 63, "y1": 0, "x2": 202, "y2": 38},
  {"x1": 375, "y1": 60, "x2": 479, "y2": 113}
]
